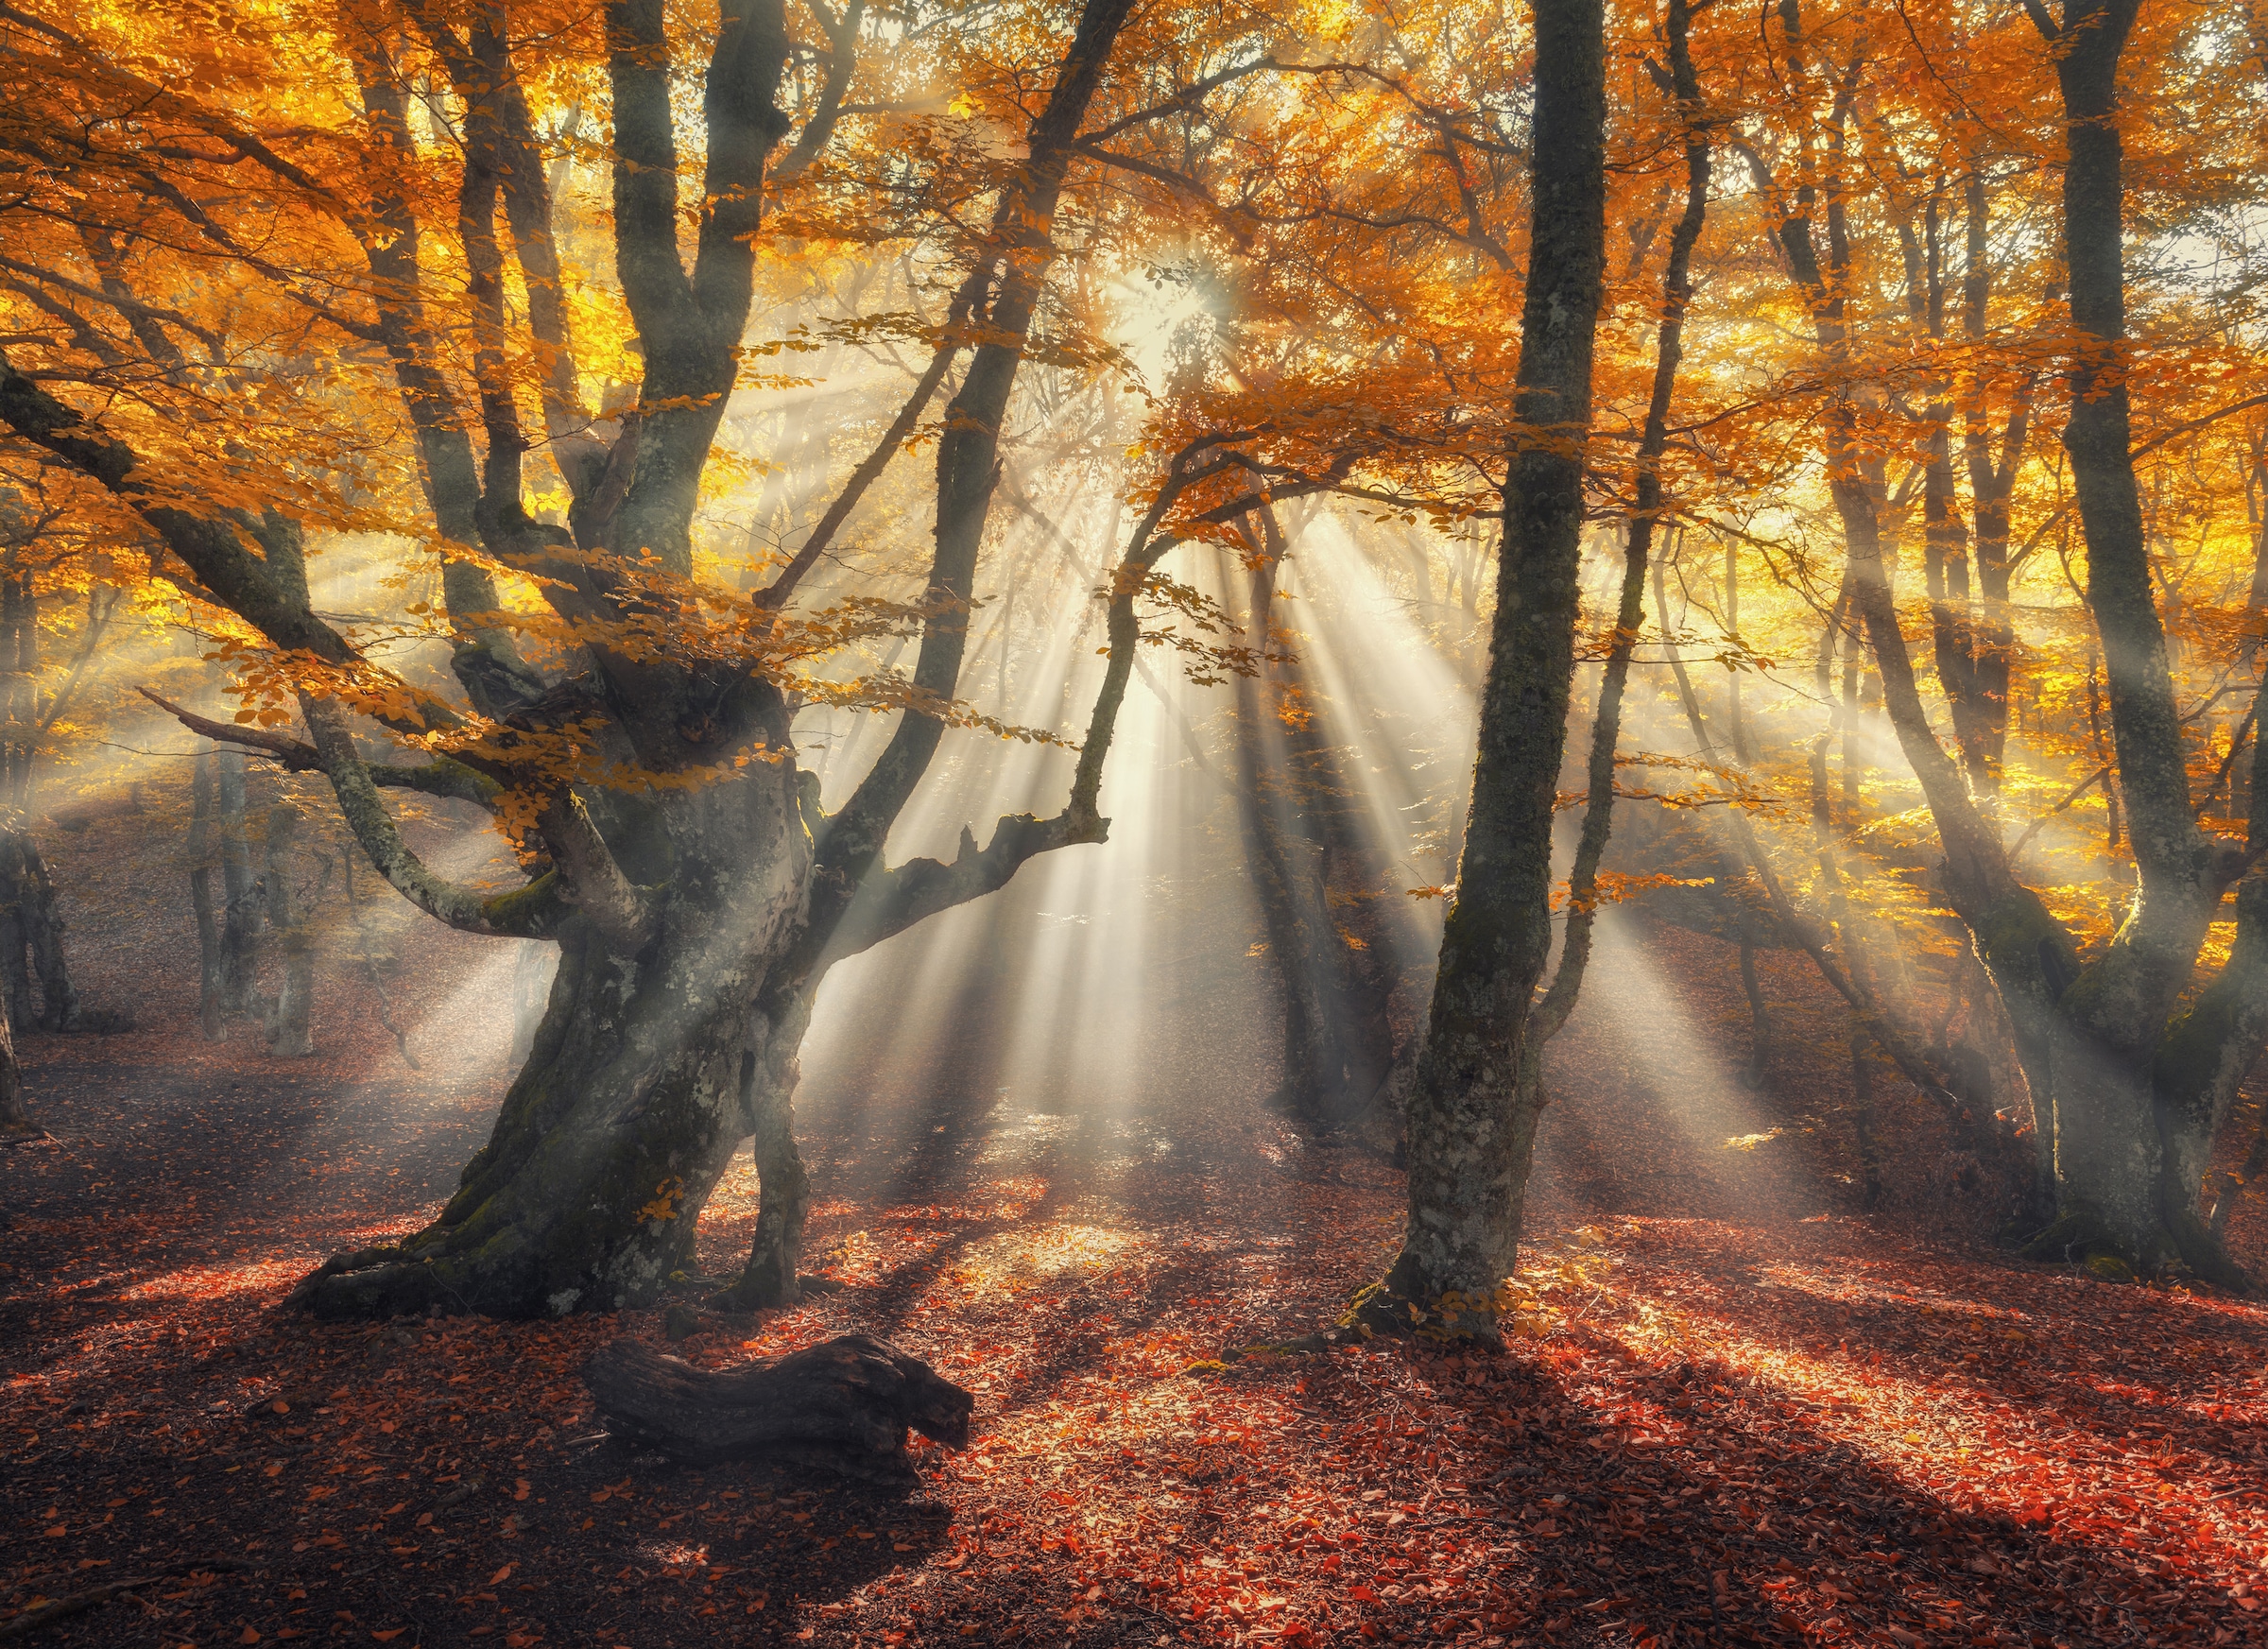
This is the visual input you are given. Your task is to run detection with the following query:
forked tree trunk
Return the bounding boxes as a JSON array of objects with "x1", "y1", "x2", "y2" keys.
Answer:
[
  {"x1": 3, "y1": 0, "x2": 1136, "y2": 1331},
  {"x1": 1829, "y1": 0, "x2": 2268, "y2": 1281},
  {"x1": 291, "y1": 763, "x2": 813, "y2": 1319}
]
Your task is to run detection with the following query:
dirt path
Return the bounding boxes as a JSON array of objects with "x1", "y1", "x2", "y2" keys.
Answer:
[{"x1": 5, "y1": 845, "x2": 2268, "y2": 1647}]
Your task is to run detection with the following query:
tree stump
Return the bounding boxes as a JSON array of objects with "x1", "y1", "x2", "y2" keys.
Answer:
[{"x1": 581, "y1": 1333, "x2": 973, "y2": 1484}]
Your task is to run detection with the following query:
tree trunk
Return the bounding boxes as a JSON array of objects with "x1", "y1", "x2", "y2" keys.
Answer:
[
  {"x1": 0, "y1": 570, "x2": 71, "y2": 1032},
  {"x1": 710, "y1": 984, "x2": 814, "y2": 1312},
  {"x1": 1850, "y1": 1026, "x2": 1882, "y2": 1209},
  {"x1": 1724, "y1": 537, "x2": 1749, "y2": 763},
  {"x1": 188, "y1": 747, "x2": 226, "y2": 1040},
  {"x1": 3, "y1": 0, "x2": 1141, "y2": 1331},
  {"x1": 263, "y1": 804, "x2": 316, "y2": 1057},
  {"x1": 582, "y1": 1333, "x2": 972, "y2": 1485},
  {"x1": 3, "y1": 833, "x2": 71, "y2": 1030},
  {"x1": 216, "y1": 748, "x2": 257, "y2": 1017},
  {"x1": 1377, "y1": 0, "x2": 1605, "y2": 1332},
  {"x1": 1230, "y1": 547, "x2": 1377, "y2": 1129},
  {"x1": 1960, "y1": 169, "x2": 2036, "y2": 803},
  {"x1": 0, "y1": 999, "x2": 33, "y2": 1141},
  {"x1": 290, "y1": 764, "x2": 814, "y2": 1320},
  {"x1": 1831, "y1": 0, "x2": 2268, "y2": 1280},
  {"x1": 0, "y1": 836, "x2": 29, "y2": 1031},
  {"x1": 1740, "y1": 937, "x2": 1771, "y2": 1088}
]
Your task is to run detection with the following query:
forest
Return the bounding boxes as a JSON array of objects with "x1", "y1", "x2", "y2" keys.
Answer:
[{"x1": 2, "y1": 0, "x2": 2266, "y2": 1640}]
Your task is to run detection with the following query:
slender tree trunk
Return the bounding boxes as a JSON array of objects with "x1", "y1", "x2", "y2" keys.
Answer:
[
  {"x1": 1229, "y1": 541, "x2": 1384, "y2": 1128},
  {"x1": 1377, "y1": 0, "x2": 1606, "y2": 1331},
  {"x1": 216, "y1": 749, "x2": 257, "y2": 1017},
  {"x1": 1739, "y1": 937, "x2": 1771, "y2": 1088},
  {"x1": 19, "y1": 837, "x2": 70, "y2": 1031},
  {"x1": 0, "y1": 570, "x2": 73, "y2": 1031},
  {"x1": 708, "y1": 0, "x2": 1138, "y2": 1310},
  {"x1": 189, "y1": 747, "x2": 225, "y2": 1039},
  {"x1": 263, "y1": 804, "x2": 316, "y2": 1057},
  {"x1": 1851, "y1": 1026, "x2": 1882, "y2": 1209},
  {"x1": 1494, "y1": 0, "x2": 1715, "y2": 1180},
  {"x1": 1961, "y1": 170, "x2": 2036, "y2": 800},
  {"x1": 1724, "y1": 538, "x2": 1748, "y2": 763}
]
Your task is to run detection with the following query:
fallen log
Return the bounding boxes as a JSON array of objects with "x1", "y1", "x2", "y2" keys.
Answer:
[{"x1": 582, "y1": 1333, "x2": 973, "y2": 1484}]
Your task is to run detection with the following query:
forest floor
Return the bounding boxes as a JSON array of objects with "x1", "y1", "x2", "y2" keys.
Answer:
[{"x1": 5, "y1": 812, "x2": 2268, "y2": 1648}]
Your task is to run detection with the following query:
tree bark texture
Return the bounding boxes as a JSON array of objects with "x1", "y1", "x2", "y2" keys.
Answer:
[
  {"x1": 1524, "y1": 0, "x2": 1710, "y2": 1070},
  {"x1": 1383, "y1": 0, "x2": 1606, "y2": 1328},
  {"x1": 582, "y1": 1333, "x2": 972, "y2": 1485}
]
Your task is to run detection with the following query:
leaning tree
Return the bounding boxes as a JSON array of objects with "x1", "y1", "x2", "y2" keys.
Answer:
[{"x1": 0, "y1": 0, "x2": 1287, "y2": 1315}]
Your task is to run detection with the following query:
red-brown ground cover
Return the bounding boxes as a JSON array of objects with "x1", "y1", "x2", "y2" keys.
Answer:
[{"x1": 5, "y1": 881, "x2": 2267, "y2": 1648}]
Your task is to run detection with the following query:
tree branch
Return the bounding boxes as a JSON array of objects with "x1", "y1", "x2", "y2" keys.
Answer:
[
  {"x1": 300, "y1": 696, "x2": 562, "y2": 937},
  {"x1": 134, "y1": 688, "x2": 501, "y2": 808}
]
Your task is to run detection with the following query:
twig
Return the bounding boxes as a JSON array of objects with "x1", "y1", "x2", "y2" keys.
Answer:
[{"x1": 135, "y1": 686, "x2": 321, "y2": 770}]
